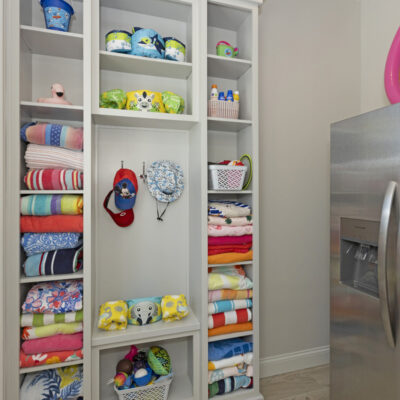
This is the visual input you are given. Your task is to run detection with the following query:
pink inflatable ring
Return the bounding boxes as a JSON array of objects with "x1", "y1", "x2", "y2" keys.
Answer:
[{"x1": 385, "y1": 27, "x2": 400, "y2": 104}]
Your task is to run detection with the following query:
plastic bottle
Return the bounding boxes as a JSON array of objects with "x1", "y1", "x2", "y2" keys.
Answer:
[
  {"x1": 218, "y1": 91, "x2": 226, "y2": 101},
  {"x1": 210, "y1": 84, "x2": 218, "y2": 100},
  {"x1": 233, "y1": 90, "x2": 240, "y2": 102},
  {"x1": 226, "y1": 90, "x2": 234, "y2": 102}
]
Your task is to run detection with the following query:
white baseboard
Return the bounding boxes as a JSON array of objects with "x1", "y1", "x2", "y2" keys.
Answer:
[{"x1": 260, "y1": 345, "x2": 330, "y2": 378}]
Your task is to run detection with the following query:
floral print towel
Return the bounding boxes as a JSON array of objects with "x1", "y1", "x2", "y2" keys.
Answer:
[
  {"x1": 20, "y1": 348, "x2": 83, "y2": 368},
  {"x1": 21, "y1": 280, "x2": 83, "y2": 314}
]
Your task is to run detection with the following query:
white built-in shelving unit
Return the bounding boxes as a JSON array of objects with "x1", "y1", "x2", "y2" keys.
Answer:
[{"x1": 2, "y1": 0, "x2": 263, "y2": 399}]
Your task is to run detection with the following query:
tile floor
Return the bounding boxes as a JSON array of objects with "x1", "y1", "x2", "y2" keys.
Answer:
[{"x1": 260, "y1": 365, "x2": 329, "y2": 400}]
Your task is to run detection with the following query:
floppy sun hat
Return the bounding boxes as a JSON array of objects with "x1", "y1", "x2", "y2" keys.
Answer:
[{"x1": 146, "y1": 160, "x2": 184, "y2": 220}]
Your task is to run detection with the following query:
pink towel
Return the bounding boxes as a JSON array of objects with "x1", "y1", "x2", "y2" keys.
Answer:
[
  {"x1": 21, "y1": 332, "x2": 83, "y2": 355},
  {"x1": 208, "y1": 235, "x2": 253, "y2": 246},
  {"x1": 208, "y1": 225, "x2": 253, "y2": 237}
]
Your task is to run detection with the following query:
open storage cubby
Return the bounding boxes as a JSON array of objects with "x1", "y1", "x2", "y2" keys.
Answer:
[{"x1": 3, "y1": 0, "x2": 262, "y2": 399}]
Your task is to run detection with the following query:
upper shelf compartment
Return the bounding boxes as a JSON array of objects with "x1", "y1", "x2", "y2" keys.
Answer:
[
  {"x1": 100, "y1": 51, "x2": 192, "y2": 79},
  {"x1": 207, "y1": 54, "x2": 251, "y2": 80},
  {"x1": 21, "y1": 25, "x2": 83, "y2": 60}
]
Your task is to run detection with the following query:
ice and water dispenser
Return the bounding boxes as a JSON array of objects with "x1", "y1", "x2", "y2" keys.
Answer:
[{"x1": 340, "y1": 218, "x2": 379, "y2": 297}]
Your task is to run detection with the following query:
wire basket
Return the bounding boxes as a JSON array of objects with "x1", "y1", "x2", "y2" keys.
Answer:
[
  {"x1": 208, "y1": 100, "x2": 239, "y2": 119},
  {"x1": 208, "y1": 165, "x2": 247, "y2": 191},
  {"x1": 114, "y1": 374, "x2": 173, "y2": 400}
]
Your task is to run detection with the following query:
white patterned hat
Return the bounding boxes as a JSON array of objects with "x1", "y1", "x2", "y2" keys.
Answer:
[{"x1": 146, "y1": 160, "x2": 184, "y2": 203}]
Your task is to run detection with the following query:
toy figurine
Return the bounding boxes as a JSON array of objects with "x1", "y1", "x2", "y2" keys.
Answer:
[{"x1": 37, "y1": 83, "x2": 72, "y2": 105}]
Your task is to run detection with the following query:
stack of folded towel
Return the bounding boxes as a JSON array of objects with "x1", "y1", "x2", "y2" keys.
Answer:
[
  {"x1": 20, "y1": 280, "x2": 84, "y2": 368},
  {"x1": 208, "y1": 201, "x2": 253, "y2": 265},
  {"x1": 20, "y1": 194, "x2": 83, "y2": 277},
  {"x1": 208, "y1": 338, "x2": 253, "y2": 397},
  {"x1": 208, "y1": 265, "x2": 253, "y2": 337},
  {"x1": 21, "y1": 122, "x2": 84, "y2": 189}
]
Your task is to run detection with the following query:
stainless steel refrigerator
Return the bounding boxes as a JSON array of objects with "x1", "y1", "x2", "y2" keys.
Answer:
[{"x1": 331, "y1": 104, "x2": 400, "y2": 400}]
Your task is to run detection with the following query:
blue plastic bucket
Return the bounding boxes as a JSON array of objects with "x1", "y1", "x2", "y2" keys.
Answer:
[{"x1": 40, "y1": 0, "x2": 74, "y2": 32}]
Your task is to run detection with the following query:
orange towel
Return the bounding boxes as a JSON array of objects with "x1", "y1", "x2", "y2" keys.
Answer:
[
  {"x1": 20, "y1": 215, "x2": 83, "y2": 233},
  {"x1": 208, "y1": 322, "x2": 253, "y2": 337},
  {"x1": 208, "y1": 250, "x2": 253, "y2": 265}
]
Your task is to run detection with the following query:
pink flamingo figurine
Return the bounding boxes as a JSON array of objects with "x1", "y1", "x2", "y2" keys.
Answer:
[{"x1": 37, "y1": 83, "x2": 72, "y2": 105}]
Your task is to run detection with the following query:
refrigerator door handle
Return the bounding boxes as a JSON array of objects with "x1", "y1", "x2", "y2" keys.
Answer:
[{"x1": 378, "y1": 180, "x2": 398, "y2": 349}]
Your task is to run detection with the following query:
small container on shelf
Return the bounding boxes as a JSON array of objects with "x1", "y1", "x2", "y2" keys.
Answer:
[
  {"x1": 208, "y1": 100, "x2": 239, "y2": 119},
  {"x1": 208, "y1": 164, "x2": 247, "y2": 191},
  {"x1": 114, "y1": 373, "x2": 173, "y2": 400}
]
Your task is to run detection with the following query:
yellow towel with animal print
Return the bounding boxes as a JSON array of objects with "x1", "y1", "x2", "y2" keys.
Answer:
[
  {"x1": 161, "y1": 294, "x2": 189, "y2": 322},
  {"x1": 126, "y1": 90, "x2": 166, "y2": 113},
  {"x1": 98, "y1": 300, "x2": 128, "y2": 331}
]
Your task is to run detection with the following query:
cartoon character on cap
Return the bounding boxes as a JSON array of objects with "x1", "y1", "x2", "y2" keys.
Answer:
[
  {"x1": 104, "y1": 167, "x2": 138, "y2": 227},
  {"x1": 113, "y1": 168, "x2": 138, "y2": 210}
]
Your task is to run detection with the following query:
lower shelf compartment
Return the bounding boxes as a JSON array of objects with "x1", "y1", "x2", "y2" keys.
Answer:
[{"x1": 20, "y1": 359, "x2": 83, "y2": 374}]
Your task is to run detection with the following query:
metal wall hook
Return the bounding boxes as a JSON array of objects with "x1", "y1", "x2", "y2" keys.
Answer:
[
  {"x1": 140, "y1": 161, "x2": 147, "y2": 182},
  {"x1": 121, "y1": 160, "x2": 124, "y2": 169}
]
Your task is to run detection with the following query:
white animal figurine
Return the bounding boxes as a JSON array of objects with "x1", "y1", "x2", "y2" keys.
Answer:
[{"x1": 37, "y1": 83, "x2": 72, "y2": 105}]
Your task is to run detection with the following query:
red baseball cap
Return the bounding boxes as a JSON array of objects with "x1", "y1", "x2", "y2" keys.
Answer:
[{"x1": 103, "y1": 190, "x2": 134, "y2": 227}]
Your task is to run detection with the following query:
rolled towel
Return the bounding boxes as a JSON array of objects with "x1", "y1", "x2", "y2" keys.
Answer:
[
  {"x1": 21, "y1": 332, "x2": 83, "y2": 355},
  {"x1": 22, "y1": 322, "x2": 83, "y2": 340},
  {"x1": 20, "y1": 310, "x2": 83, "y2": 327},
  {"x1": 208, "y1": 299, "x2": 253, "y2": 315},
  {"x1": 21, "y1": 195, "x2": 83, "y2": 216},
  {"x1": 208, "y1": 215, "x2": 253, "y2": 226},
  {"x1": 23, "y1": 247, "x2": 83, "y2": 277},
  {"x1": 21, "y1": 122, "x2": 83, "y2": 150},
  {"x1": 24, "y1": 169, "x2": 83, "y2": 190},
  {"x1": 208, "y1": 309, "x2": 252, "y2": 329},
  {"x1": 20, "y1": 348, "x2": 83, "y2": 368},
  {"x1": 208, "y1": 224, "x2": 253, "y2": 237},
  {"x1": 21, "y1": 233, "x2": 82, "y2": 256},
  {"x1": 25, "y1": 144, "x2": 83, "y2": 171},
  {"x1": 20, "y1": 215, "x2": 83, "y2": 233}
]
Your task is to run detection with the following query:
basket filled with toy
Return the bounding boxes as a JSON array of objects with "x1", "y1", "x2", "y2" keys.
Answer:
[
  {"x1": 208, "y1": 85, "x2": 239, "y2": 119},
  {"x1": 113, "y1": 345, "x2": 173, "y2": 400},
  {"x1": 208, "y1": 160, "x2": 247, "y2": 191}
]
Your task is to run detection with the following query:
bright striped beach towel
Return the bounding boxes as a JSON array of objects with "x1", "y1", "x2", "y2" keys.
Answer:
[
  {"x1": 24, "y1": 169, "x2": 83, "y2": 190},
  {"x1": 21, "y1": 195, "x2": 83, "y2": 216}
]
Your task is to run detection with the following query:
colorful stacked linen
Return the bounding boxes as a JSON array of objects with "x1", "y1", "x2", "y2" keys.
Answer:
[
  {"x1": 24, "y1": 169, "x2": 83, "y2": 190},
  {"x1": 208, "y1": 201, "x2": 253, "y2": 264},
  {"x1": 208, "y1": 266, "x2": 253, "y2": 337},
  {"x1": 21, "y1": 122, "x2": 83, "y2": 150},
  {"x1": 20, "y1": 215, "x2": 83, "y2": 233},
  {"x1": 208, "y1": 339, "x2": 253, "y2": 397},
  {"x1": 21, "y1": 233, "x2": 82, "y2": 256},
  {"x1": 20, "y1": 365, "x2": 83, "y2": 400},
  {"x1": 21, "y1": 195, "x2": 83, "y2": 216},
  {"x1": 20, "y1": 280, "x2": 84, "y2": 368},
  {"x1": 23, "y1": 247, "x2": 83, "y2": 277},
  {"x1": 25, "y1": 144, "x2": 84, "y2": 171}
]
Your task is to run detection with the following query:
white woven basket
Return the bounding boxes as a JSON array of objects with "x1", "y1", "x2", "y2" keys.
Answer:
[
  {"x1": 114, "y1": 374, "x2": 173, "y2": 400},
  {"x1": 208, "y1": 165, "x2": 247, "y2": 191},
  {"x1": 208, "y1": 100, "x2": 239, "y2": 119}
]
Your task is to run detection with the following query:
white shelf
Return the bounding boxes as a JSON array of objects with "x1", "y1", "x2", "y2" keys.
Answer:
[
  {"x1": 100, "y1": 51, "x2": 192, "y2": 79},
  {"x1": 208, "y1": 261, "x2": 253, "y2": 268},
  {"x1": 208, "y1": 330, "x2": 253, "y2": 342},
  {"x1": 20, "y1": 25, "x2": 83, "y2": 60},
  {"x1": 215, "y1": 388, "x2": 259, "y2": 400},
  {"x1": 20, "y1": 359, "x2": 83, "y2": 374},
  {"x1": 207, "y1": 55, "x2": 251, "y2": 80},
  {"x1": 93, "y1": 108, "x2": 197, "y2": 130},
  {"x1": 20, "y1": 102, "x2": 84, "y2": 122},
  {"x1": 92, "y1": 309, "x2": 200, "y2": 348},
  {"x1": 20, "y1": 272, "x2": 84, "y2": 284},
  {"x1": 168, "y1": 374, "x2": 194, "y2": 400},
  {"x1": 208, "y1": 117, "x2": 252, "y2": 132},
  {"x1": 20, "y1": 190, "x2": 84, "y2": 195},
  {"x1": 208, "y1": 190, "x2": 252, "y2": 194}
]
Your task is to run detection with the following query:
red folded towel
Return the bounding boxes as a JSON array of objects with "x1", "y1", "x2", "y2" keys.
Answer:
[
  {"x1": 20, "y1": 215, "x2": 83, "y2": 233},
  {"x1": 208, "y1": 235, "x2": 252, "y2": 246},
  {"x1": 208, "y1": 243, "x2": 252, "y2": 255}
]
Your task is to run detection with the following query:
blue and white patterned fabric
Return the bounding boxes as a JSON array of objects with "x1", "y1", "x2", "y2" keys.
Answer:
[
  {"x1": 130, "y1": 27, "x2": 165, "y2": 59},
  {"x1": 208, "y1": 338, "x2": 254, "y2": 361},
  {"x1": 20, "y1": 365, "x2": 83, "y2": 400},
  {"x1": 21, "y1": 233, "x2": 82, "y2": 256},
  {"x1": 146, "y1": 161, "x2": 184, "y2": 203},
  {"x1": 208, "y1": 201, "x2": 251, "y2": 217}
]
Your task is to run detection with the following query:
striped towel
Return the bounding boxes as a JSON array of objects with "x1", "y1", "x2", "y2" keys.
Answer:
[
  {"x1": 20, "y1": 310, "x2": 83, "y2": 327},
  {"x1": 25, "y1": 144, "x2": 83, "y2": 171},
  {"x1": 208, "y1": 308, "x2": 252, "y2": 329},
  {"x1": 24, "y1": 169, "x2": 83, "y2": 190},
  {"x1": 208, "y1": 299, "x2": 253, "y2": 315},
  {"x1": 21, "y1": 195, "x2": 83, "y2": 216}
]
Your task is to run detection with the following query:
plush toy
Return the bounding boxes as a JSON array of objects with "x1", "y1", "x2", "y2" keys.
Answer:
[
  {"x1": 37, "y1": 83, "x2": 72, "y2": 105},
  {"x1": 125, "y1": 345, "x2": 139, "y2": 361},
  {"x1": 114, "y1": 372, "x2": 128, "y2": 388},
  {"x1": 116, "y1": 359, "x2": 133, "y2": 375},
  {"x1": 147, "y1": 346, "x2": 171, "y2": 376},
  {"x1": 132, "y1": 359, "x2": 153, "y2": 386}
]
